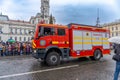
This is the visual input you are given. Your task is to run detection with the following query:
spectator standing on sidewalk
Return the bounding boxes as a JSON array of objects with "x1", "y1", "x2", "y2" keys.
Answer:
[
  {"x1": 0, "y1": 43, "x2": 3, "y2": 56},
  {"x1": 26, "y1": 43, "x2": 30, "y2": 55},
  {"x1": 15, "y1": 43, "x2": 19, "y2": 55},
  {"x1": 113, "y1": 44, "x2": 120, "y2": 80},
  {"x1": 29, "y1": 43, "x2": 32, "y2": 54},
  {"x1": 23, "y1": 43, "x2": 26, "y2": 55},
  {"x1": 20, "y1": 43, "x2": 24, "y2": 55},
  {"x1": 5, "y1": 43, "x2": 8, "y2": 56},
  {"x1": 18, "y1": 43, "x2": 20, "y2": 55},
  {"x1": 11, "y1": 44, "x2": 15, "y2": 56},
  {"x1": 8, "y1": 44, "x2": 12, "y2": 56},
  {"x1": 1, "y1": 44, "x2": 6, "y2": 56}
]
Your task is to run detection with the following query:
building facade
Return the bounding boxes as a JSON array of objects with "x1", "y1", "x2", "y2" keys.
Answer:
[
  {"x1": 102, "y1": 20, "x2": 120, "y2": 37},
  {"x1": 0, "y1": 14, "x2": 35, "y2": 42},
  {"x1": 29, "y1": 0, "x2": 56, "y2": 24}
]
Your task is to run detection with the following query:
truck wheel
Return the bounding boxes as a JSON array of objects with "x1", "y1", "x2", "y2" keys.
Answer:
[
  {"x1": 90, "y1": 49, "x2": 102, "y2": 60},
  {"x1": 46, "y1": 51, "x2": 60, "y2": 66}
]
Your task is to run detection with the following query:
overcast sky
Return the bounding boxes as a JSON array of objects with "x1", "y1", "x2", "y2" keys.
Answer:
[{"x1": 0, "y1": 0, "x2": 120, "y2": 25}]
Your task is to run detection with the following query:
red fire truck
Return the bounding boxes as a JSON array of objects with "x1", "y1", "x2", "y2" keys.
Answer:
[{"x1": 32, "y1": 23, "x2": 110, "y2": 66}]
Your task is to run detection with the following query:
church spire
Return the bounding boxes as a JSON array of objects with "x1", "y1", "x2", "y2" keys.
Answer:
[{"x1": 96, "y1": 8, "x2": 100, "y2": 27}]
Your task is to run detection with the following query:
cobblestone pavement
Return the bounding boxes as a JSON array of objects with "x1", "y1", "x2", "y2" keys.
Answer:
[{"x1": 0, "y1": 50, "x2": 118, "y2": 80}]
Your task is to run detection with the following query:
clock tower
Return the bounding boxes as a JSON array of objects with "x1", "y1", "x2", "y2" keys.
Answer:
[{"x1": 41, "y1": 0, "x2": 50, "y2": 19}]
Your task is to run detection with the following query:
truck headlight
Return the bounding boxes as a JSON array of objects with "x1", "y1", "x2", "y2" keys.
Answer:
[
  {"x1": 34, "y1": 50, "x2": 37, "y2": 53},
  {"x1": 40, "y1": 40, "x2": 46, "y2": 46}
]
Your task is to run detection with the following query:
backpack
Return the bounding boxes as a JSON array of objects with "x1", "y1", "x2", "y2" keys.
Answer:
[{"x1": 113, "y1": 44, "x2": 120, "y2": 61}]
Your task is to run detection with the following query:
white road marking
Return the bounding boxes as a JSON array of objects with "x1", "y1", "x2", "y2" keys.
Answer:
[
  {"x1": 0, "y1": 65, "x2": 79, "y2": 79},
  {"x1": 76, "y1": 78, "x2": 79, "y2": 80}
]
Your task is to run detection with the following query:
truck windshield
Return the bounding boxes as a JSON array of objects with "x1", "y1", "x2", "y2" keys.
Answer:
[
  {"x1": 37, "y1": 26, "x2": 55, "y2": 37},
  {"x1": 33, "y1": 26, "x2": 41, "y2": 39}
]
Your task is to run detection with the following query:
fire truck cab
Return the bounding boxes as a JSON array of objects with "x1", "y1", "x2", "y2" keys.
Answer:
[{"x1": 32, "y1": 23, "x2": 110, "y2": 66}]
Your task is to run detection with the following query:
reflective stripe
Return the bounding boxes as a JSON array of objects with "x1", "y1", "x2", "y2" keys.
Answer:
[
  {"x1": 32, "y1": 46, "x2": 35, "y2": 48},
  {"x1": 73, "y1": 42, "x2": 82, "y2": 44},
  {"x1": 52, "y1": 41, "x2": 59, "y2": 44},
  {"x1": 83, "y1": 42, "x2": 92, "y2": 44},
  {"x1": 103, "y1": 42, "x2": 109, "y2": 44},
  {"x1": 92, "y1": 42, "x2": 102, "y2": 44},
  {"x1": 74, "y1": 41, "x2": 109, "y2": 45},
  {"x1": 32, "y1": 40, "x2": 36, "y2": 48}
]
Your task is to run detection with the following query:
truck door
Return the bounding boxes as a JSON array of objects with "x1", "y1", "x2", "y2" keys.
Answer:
[{"x1": 56, "y1": 28, "x2": 69, "y2": 48}]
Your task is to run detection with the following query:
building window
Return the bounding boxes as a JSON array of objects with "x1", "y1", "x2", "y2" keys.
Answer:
[
  {"x1": 26, "y1": 30, "x2": 28, "y2": 34},
  {"x1": 24, "y1": 37, "x2": 26, "y2": 41},
  {"x1": 116, "y1": 32, "x2": 118, "y2": 36},
  {"x1": 116, "y1": 27, "x2": 118, "y2": 30},
  {"x1": 19, "y1": 37, "x2": 21, "y2": 41},
  {"x1": 112, "y1": 33, "x2": 114, "y2": 37},
  {"x1": 112, "y1": 27, "x2": 114, "y2": 31},
  {"x1": 20, "y1": 29, "x2": 22, "y2": 34},
  {"x1": 28, "y1": 37, "x2": 30, "y2": 41},
  {"x1": 32, "y1": 20, "x2": 34, "y2": 24},
  {"x1": 15, "y1": 37, "x2": 17, "y2": 41},
  {"x1": 24, "y1": 29, "x2": 26, "y2": 34},
  {"x1": 0, "y1": 28, "x2": 3, "y2": 33},
  {"x1": 10, "y1": 28, "x2": 13, "y2": 34},
  {"x1": 15, "y1": 29, "x2": 17, "y2": 34},
  {"x1": 28, "y1": 37, "x2": 31, "y2": 41},
  {"x1": 28, "y1": 30, "x2": 31, "y2": 34},
  {"x1": 0, "y1": 36, "x2": 1, "y2": 41}
]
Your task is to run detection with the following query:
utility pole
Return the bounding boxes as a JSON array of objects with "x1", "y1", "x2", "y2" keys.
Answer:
[{"x1": 96, "y1": 8, "x2": 100, "y2": 27}]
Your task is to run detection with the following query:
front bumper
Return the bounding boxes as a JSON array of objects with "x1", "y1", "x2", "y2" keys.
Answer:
[{"x1": 32, "y1": 49, "x2": 46, "y2": 59}]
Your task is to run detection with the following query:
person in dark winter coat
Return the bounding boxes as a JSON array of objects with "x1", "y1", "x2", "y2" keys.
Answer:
[
  {"x1": 26, "y1": 44, "x2": 30, "y2": 55},
  {"x1": 114, "y1": 44, "x2": 120, "y2": 80},
  {"x1": 20, "y1": 43, "x2": 24, "y2": 55}
]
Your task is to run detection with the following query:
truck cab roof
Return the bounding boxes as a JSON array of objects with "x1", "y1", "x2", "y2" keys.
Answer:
[{"x1": 37, "y1": 24, "x2": 68, "y2": 29}]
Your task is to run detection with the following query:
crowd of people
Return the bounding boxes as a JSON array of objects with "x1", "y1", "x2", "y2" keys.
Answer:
[{"x1": 0, "y1": 41, "x2": 32, "y2": 57}]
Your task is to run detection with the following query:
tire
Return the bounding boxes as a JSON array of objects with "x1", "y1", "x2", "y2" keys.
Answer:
[
  {"x1": 46, "y1": 51, "x2": 60, "y2": 66},
  {"x1": 90, "y1": 49, "x2": 102, "y2": 60}
]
